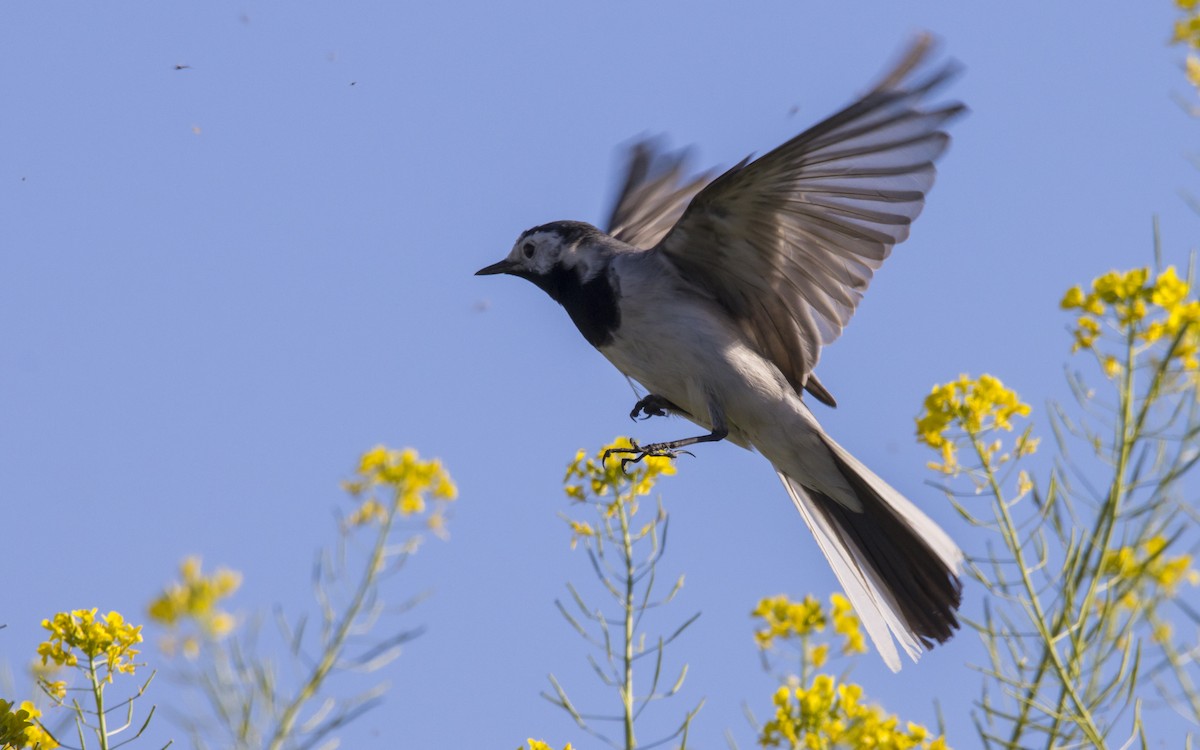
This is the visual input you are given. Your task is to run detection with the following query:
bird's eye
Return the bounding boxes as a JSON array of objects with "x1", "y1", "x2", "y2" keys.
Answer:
[{"x1": 522, "y1": 242, "x2": 535, "y2": 259}]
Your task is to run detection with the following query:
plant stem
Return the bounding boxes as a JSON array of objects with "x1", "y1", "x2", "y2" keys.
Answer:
[
  {"x1": 617, "y1": 491, "x2": 637, "y2": 750},
  {"x1": 88, "y1": 654, "x2": 109, "y2": 750},
  {"x1": 977, "y1": 434, "x2": 1107, "y2": 749},
  {"x1": 265, "y1": 500, "x2": 397, "y2": 750}
]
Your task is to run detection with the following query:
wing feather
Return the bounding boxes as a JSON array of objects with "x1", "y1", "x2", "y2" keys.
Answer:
[
  {"x1": 604, "y1": 138, "x2": 714, "y2": 250},
  {"x1": 651, "y1": 37, "x2": 964, "y2": 396}
]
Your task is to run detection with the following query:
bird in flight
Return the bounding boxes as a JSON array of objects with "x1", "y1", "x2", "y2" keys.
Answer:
[{"x1": 477, "y1": 36, "x2": 965, "y2": 671}]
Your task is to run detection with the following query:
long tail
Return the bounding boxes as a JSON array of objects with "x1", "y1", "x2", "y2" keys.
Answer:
[{"x1": 775, "y1": 434, "x2": 963, "y2": 672}]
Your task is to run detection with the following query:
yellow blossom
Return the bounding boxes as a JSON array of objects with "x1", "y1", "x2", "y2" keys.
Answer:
[
  {"x1": 427, "y1": 512, "x2": 449, "y2": 539},
  {"x1": 1063, "y1": 267, "x2": 1200, "y2": 371},
  {"x1": 1014, "y1": 430, "x2": 1040, "y2": 457},
  {"x1": 561, "y1": 438, "x2": 676, "y2": 504},
  {"x1": 38, "y1": 609, "x2": 142, "y2": 683},
  {"x1": 1060, "y1": 285, "x2": 1085, "y2": 309},
  {"x1": 342, "y1": 445, "x2": 457, "y2": 527},
  {"x1": 566, "y1": 520, "x2": 595, "y2": 550},
  {"x1": 522, "y1": 741, "x2": 573, "y2": 750},
  {"x1": 916, "y1": 374, "x2": 1032, "y2": 474},
  {"x1": 1178, "y1": 15, "x2": 1200, "y2": 46},
  {"x1": 345, "y1": 498, "x2": 388, "y2": 527},
  {"x1": 1016, "y1": 470, "x2": 1033, "y2": 500},
  {"x1": 809, "y1": 643, "x2": 830, "y2": 668},
  {"x1": 41, "y1": 680, "x2": 67, "y2": 703},
  {"x1": 760, "y1": 673, "x2": 948, "y2": 749},
  {"x1": 17, "y1": 701, "x2": 57, "y2": 749},
  {"x1": 1100, "y1": 536, "x2": 1199, "y2": 612},
  {"x1": 753, "y1": 595, "x2": 826, "y2": 648},
  {"x1": 148, "y1": 557, "x2": 242, "y2": 656},
  {"x1": 830, "y1": 594, "x2": 867, "y2": 655}
]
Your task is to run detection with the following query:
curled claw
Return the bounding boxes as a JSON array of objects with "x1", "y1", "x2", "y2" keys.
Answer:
[
  {"x1": 629, "y1": 395, "x2": 678, "y2": 421},
  {"x1": 603, "y1": 439, "x2": 693, "y2": 473}
]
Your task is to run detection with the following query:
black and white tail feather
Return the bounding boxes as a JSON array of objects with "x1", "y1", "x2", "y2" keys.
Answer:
[
  {"x1": 779, "y1": 433, "x2": 962, "y2": 671},
  {"x1": 478, "y1": 34, "x2": 965, "y2": 671}
]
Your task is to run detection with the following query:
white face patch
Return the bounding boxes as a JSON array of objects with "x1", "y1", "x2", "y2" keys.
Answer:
[{"x1": 508, "y1": 231, "x2": 565, "y2": 276}]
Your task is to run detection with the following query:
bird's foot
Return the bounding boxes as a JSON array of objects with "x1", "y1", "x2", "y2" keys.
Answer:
[
  {"x1": 629, "y1": 394, "x2": 679, "y2": 421},
  {"x1": 602, "y1": 439, "x2": 693, "y2": 472}
]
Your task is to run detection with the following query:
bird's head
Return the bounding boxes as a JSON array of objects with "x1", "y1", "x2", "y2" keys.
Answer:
[{"x1": 475, "y1": 221, "x2": 610, "y2": 288}]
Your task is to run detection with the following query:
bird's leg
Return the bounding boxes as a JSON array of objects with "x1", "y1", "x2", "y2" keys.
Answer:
[
  {"x1": 629, "y1": 394, "x2": 681, "y2": 421},
  {"x1": 605, "y1": 407, "x2": 729, "y2": 471}
]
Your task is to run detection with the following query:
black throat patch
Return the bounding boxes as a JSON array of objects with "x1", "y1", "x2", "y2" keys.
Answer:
[{"x1": 518, "y1": 264, "x2": 620, "y2": 348}]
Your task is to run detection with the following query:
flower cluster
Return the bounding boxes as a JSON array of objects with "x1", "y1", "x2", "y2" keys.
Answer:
[
  {"x1": 1061, "y1": 266, "x2": 1200, "y2": 372},
  {"x1": 1100, "y1": 535, "x2": 1199, "y2": 610},
  {"x1": 520, "y1": 740, "x2": 573, "y2": 750},
  {"x1": 563, "y1": 437, "x2": 676, "y2": 502},
  {"x1": 760, "y1": 674, "x2": 948, "y2": 749},
  {"x1": 753, "y1": 595, "x2": 825, "y2": 649},
  {"x1": 560, "y1": 439, "x2": 676, "y2": 548},
  {"x1": 916, "y1": 374, "x2": 1035, "y2": 474},
  {"x1": 37, "y1": 610, "x2": 142, "y2": 684},
  {"x1": 1175, "y1": 0, "x2": 1200, "y2": 88},
  {"x1": 342, "y1": 445, "x2": 457, "y2": 533},
  {"x1": 753, "y1": 594, "x2": 866, "y2": 667},
  {"x1": 147, "y1": 556, "x2": 242, "y2": 658}
]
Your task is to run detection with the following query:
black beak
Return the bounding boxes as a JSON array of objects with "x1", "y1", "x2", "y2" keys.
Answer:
[{"x1": 475, "y1": 259, "x2": 516, "y2": 276}]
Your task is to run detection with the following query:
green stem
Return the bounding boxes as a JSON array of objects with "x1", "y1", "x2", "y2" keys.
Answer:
[
  {"x1": 617, "y1": 490, "x2": 637, "y2": 750},
  {"x1": 1008, "y1": 326, "x2": 1143, "y2": 748},
  {"x1": 265, "y1": 499, "x2": 398, "y2": 750},
  {"x1": 978, "y1": 433, "x2": 1107, "y2": 750},
  {"x1": 88, "y1": 654, "x2": 109, "y2": 750}
]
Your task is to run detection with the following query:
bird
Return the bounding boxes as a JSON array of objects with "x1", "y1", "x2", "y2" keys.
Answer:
[{"x1": 476, "y1": 36, "x2": 965, "y2": 671}]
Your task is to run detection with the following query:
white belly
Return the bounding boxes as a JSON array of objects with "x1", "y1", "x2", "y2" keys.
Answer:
[{"x1": 597, "y1": 292, "x2": 793, "y2": 450}]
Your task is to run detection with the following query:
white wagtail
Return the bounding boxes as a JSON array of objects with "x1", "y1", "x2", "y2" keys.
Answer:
[{"x1": 477, "y1": 36, "x2": 965, "y2": 671}]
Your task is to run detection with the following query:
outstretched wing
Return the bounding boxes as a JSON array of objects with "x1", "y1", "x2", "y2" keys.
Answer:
[
  {"x1": 652, "y1": 36, "x2": 964, "y2": 398},
  {"x1": 604, "y1": 138, "x2": 713, "y2": 251}
]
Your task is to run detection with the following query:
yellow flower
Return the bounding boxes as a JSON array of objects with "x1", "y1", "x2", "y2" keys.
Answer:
[
  {"x1": 759, "y1": 674, "x2": 948, "y2": 749},
  {"x1": 753, "y1": 594, "x2": 827, "y2": 648},
  {"x1": 830, "y1": 594, "x2": 867, "y2": 655},
  {"x1": 808, "y1": 643, "x2": 830, "y2": 667},
  {"x1": 1102, "y1": 355, "x2": 1121, "y2": 379},
  {"x1": 1015, "y1": 470, "x2": 1033, "y2": 500},
  {"x1": 343, "y1": 446, "x2": 457, "y2": 525},
  {"x1": 148, "y1": 557, "x2": 242, "y2": 656},
  {"x1": 398, "y1": 491, "x2": 426, "y2": 516},
  {"x1": 38, "y1": 609, "x2": 142, "y2": 682},
  {"x1": 1014, "y1": 430, "x2": 1040, "y2": 458},
  {"x1": 1179, "y1": 15, "x2": 1200, "y2": 46},
  {"x1": 1064, "y1": 267, "x2": 1200, "y2": 371},
  {"x1": 427, "y1": 511, "x2": 449, "y2": 539},
  {"x1": 345, "y1": 498, "x2": 388, "y2": 527},
  {"x1": 17, "y1": 701, "x2": 58, "y2": 749},
  {"x1": 1060, "y1": 285, "x2": 1085, "y2": 309},
  {"x1": 562, "y1": 438, "x2": 676, "y2": 503},
  {"x1": 42, "y1": 680, "x2": 67, "y2": 702},
  {"x1": 1152, "y1": 266, "x2": 1190, "y2": 307},
  {"x1": 522, "y1": 741, "x2": 572, "y2": 750},
  {"x1": 1100, "y1": 536, "x2": 1199, "y2": 611},
  {"x1": 566, "y1": 520, "x2": 596, "y2": 550},
  {"x1": 916, "y1": 375, "x2": 1032, "y2": 474}
]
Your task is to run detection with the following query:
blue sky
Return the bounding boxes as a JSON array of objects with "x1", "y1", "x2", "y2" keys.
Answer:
[{"x1": 3, "y1": 1, "x2": 1199, "y2": 747}]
